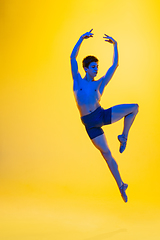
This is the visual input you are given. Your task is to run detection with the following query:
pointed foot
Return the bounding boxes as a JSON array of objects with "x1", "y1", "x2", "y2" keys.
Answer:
[
  {"x1": 119, "y1": 183, "x2": 128, "y2": 203},
  {"x1": 118, "y1": 134, "x2": 127, "y2": 153}
]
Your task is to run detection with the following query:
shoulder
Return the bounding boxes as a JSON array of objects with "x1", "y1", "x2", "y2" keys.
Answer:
[
  {"x1": 96, "y1": 77, "x2": 106, "y2": 95},
  {"x1": 96, "y1": 77, "x2": 104, "y2": 86},
  {"x1": 74, "y1": 72, "x2": 83, "y2": 82}
]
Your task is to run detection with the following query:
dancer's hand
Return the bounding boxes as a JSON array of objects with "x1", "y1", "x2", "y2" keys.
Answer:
[
  {"x1": 103, "y1": 34, "x2": 117, "y2": 45},
  {"x1": 81, "y1": 29, "x2": 94, "y2": 39}
]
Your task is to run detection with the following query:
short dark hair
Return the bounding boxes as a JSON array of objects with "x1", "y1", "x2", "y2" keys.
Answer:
[{"x1": 82, "y1": 55, "x2": 99, "y2": 69}]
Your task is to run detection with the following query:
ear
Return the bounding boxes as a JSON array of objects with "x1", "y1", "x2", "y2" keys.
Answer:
[{"x1": 84, "y1": 67, "x2": 88, "y2": 72}]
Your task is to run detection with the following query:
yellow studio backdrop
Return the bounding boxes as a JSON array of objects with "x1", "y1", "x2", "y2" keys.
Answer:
[{"x1": 0, "y1": 0, "x2": 160, "y2": 239}]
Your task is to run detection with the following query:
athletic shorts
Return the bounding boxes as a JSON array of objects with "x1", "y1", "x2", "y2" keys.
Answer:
[{"x1": 81, "y1": 106, "x2": 112, "y2": 139}]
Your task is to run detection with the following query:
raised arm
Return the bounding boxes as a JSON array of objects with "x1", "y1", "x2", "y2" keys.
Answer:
[
  {"x1": 70, "y1": 29, "x2": 94, "y2": 81},
  {"x1": 99, "y1": 35, "x2": 119, "y2": 95}
]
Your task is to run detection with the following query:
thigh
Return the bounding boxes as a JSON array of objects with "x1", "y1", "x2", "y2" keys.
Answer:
[
  {"x1": 111, "y1": 104, "x2": 136, "y2": 123},
  {"x1": 86, "y1": 127, "x2": 104, "y2": 140},
  {"x1": 91, "y1": 133, "x2": 111, "y2": 153}
]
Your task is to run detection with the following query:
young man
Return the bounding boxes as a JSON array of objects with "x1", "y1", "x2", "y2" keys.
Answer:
[{"x1": 70, "y1": 29, "x2": 139, "y2": 202}]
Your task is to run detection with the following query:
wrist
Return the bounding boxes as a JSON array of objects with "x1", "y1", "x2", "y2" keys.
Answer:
[{"x1": 80, "y1": 36, "x2": 84, "y2": 41}]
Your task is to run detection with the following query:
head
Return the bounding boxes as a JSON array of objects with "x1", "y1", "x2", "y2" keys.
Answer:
[{"x1": 82, "y1": 55, "x2": 99, "y2": 79}]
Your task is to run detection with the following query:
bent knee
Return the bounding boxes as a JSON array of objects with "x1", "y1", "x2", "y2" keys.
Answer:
[{"x1": 134, "y1": 103, "x2": 139, "y2": 114}]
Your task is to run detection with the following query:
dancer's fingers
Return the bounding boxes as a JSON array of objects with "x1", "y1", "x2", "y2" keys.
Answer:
[{"x1": 105, "y1": 39, "x2": 113, "y2": 43}]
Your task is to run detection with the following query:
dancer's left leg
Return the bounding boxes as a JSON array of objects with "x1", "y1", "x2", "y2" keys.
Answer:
[{"x1": 91, "y1": 134, "x2": 128, "y2": 202}]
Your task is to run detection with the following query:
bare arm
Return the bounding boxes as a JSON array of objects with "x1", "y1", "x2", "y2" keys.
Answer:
[
  {"x1": 70, "y1": 37, "x2": 83, "y2": 59},
  {"x1": 70, "y1": 29, "x2": 94, "y2": 81},
  {"x1": 70, "y1": 37, "x2": 83, "y2": 81},
  {"x1": 99, "y1": 35, "x2": 119, "y2": 95}
]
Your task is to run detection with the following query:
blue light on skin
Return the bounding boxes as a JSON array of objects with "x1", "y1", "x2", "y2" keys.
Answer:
[{"x1": 84, "y1": 62, "x2": 99, "y2": 81}]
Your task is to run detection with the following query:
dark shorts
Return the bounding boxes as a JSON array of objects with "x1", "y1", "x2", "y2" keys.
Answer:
[{"x1": 81, "y1": 106, "x2": 112, "y2": 139}]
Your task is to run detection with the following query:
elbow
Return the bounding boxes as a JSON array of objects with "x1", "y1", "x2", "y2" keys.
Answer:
[
  {"x1": 70, "y1": 52, "x2": 73, "y2": 59},
  {"x1": 70, "y1": 52, "x2": 76, "y2": 59},
  {"x1": 70, "y1": 55, "x2": 75, "y2": 60},
  {"x1": 113, "y1": 61, "x2": 119, "y2": 68},
  {"x1": 115, "y1": 60, "x2": 119, "y2": 68}
]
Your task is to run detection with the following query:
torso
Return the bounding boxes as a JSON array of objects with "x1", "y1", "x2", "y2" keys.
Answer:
[{"x1": 73, "y1": 76, "x2": 102, "y2": 117}]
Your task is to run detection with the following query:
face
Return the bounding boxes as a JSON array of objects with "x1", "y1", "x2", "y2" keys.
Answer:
[{"x1": 85, "y1": 62, "x2": 99, "y2": 78}]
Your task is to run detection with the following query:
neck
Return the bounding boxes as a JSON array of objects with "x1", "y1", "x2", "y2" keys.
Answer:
[{"x1": 84, "y1": 73, "x2": 94, "y2": 82}]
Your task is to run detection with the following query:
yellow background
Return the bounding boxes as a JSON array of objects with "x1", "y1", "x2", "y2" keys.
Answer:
[{"x1": 0, "y1": 0, "x2": 160, "y2": 239}]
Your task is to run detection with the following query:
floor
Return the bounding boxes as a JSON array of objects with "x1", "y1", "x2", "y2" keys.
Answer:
[{"x1": 0, "y1": 193, "x2": 159, "y2": 240}]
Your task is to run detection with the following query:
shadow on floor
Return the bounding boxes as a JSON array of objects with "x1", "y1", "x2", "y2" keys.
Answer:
[{"x1": 84, "y1": 229, "x2": 127, "y2": 240}]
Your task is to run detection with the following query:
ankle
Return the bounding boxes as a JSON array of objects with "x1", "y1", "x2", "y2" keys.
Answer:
[
  {"x1": 119, "y1": 182, "x2": 123, "y2": 189},
  {"x1": 121, "y1": 133, "x2": 128, "y2": 140}
]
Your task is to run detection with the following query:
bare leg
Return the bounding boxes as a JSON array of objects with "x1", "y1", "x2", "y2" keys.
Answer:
[
  {"x1": 101, "y1": 151, "x2": 122, "y2": 188},
  {"x1": 91, "y1": 134, "x2": 128, "y2": 202},
  {"x1": 111, "y1": 103, "x2": 139, "y2": 153},
  {"x1": 122, "y1": 106, "x2": 139, "y2": 139}
]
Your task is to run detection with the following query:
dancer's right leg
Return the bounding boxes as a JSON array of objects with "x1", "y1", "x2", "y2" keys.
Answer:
[
  {"x1": 111, "y1": 103, "x2": 139, "y2": 153},
  {"x1": 111, "y1": 103, "x2": 139, "y2": 139}
]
